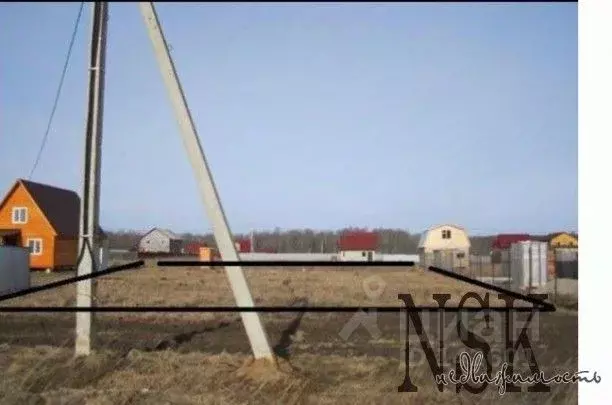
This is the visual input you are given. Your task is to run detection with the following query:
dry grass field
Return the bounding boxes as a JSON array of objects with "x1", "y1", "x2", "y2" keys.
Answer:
[{"x1": 0, "y1": 263, "x2": 578, "y2": 404}]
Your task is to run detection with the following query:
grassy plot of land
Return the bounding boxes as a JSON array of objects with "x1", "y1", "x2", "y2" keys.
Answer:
[
  {"x1": 0, "y1": 266, "x2": 576, "y2": 405},
  {"x1": 2, "y1": 265, "x2": 534, "y2": 311},
  {"x1": 0, "y1": 344, "x2": 578, "y2": 405}
]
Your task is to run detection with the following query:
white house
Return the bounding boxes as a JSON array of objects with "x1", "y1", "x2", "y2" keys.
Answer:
[
  {"x1": 418, "y1": 224, "x2": 471, "y2": 269},
  {"x1": 337, "y1": 231, "x2": 378, "y2": 262},
  {"x1": 138, "y1": 227, "x2": 183, "y2": 254}
]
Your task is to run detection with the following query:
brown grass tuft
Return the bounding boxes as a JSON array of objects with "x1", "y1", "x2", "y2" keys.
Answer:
[{"x1": 235, "y1": 356, "x2": 298, "y2": 383}]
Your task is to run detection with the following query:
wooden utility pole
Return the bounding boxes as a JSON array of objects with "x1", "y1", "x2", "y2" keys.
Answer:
[
  {"x1": 76, "y1": 1, "x2": 108, "y2": 356},
  {"x1": 138, "y1": 2, "x2": 275, "y2": 361}
]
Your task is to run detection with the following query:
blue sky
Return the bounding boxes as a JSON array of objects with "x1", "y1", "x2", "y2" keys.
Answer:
[{"x1": 0, "y1": 3, "x2": 577, "y2": 236}]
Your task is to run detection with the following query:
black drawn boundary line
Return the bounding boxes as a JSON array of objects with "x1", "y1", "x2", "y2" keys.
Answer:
[
  {"x1": 0, "y1": 259, "x2": 555, "y2": 312},
  {"x1": 426, "y1": 265, "x2": 553, "y2": 309},
  {"x1": 157, "y1": 260, "x2": 415, "y2": 267},
  {"x1": 0, "y1": 260, "x2": 146, "y2": 303},
  {"x1": 0, "y1": 306, "x2": 554, "y2": 313}
]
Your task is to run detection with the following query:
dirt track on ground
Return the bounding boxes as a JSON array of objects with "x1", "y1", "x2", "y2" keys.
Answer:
[{"x1": 0, "y1": 311, "x2": 577, "y2": 366}]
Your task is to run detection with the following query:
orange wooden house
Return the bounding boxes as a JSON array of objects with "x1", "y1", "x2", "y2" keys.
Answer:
[{"x1": 0, "y1": 179, "x2": 106, "y2": 271}]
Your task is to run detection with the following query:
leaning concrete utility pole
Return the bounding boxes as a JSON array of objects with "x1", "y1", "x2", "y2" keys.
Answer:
[
  {"x1": 76, "y1": 1, "x2": 108, "y2": 356},
  {"x1": 138, "y1": 2, "x2": 275, "y2": 361}
]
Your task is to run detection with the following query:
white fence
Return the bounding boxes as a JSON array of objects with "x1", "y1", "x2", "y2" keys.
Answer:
[
  {"x1": 376, "y1": 253, "x2": 419, "y2": 263},
  {"x1": 238, "y1": 252, "x2": 337, "y2": 262},
  {"x1": 420, "y1": 251, "x2": 469, "y2": 270},
  {"x1": 237, "y1": 252, "x2": 419, "y2": 264},
  {"x1": 0, "y1": 246, "x2": 30, "y2": 295}
]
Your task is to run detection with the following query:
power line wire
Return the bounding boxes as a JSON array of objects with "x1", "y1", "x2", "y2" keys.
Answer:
[{"x1": 28, "y1": 2, "x2": 86, "y2": 180}]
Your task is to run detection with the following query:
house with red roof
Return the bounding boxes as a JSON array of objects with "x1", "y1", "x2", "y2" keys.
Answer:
[
  {"x1": 491, "y1": 234, "x2": 531, "y2": 250},
  {"x1": 337, "y1": 231, "x2": 378, "y2": 262},
  {"x1": 490, "y1": 234, "x2": 534, "y2": 278}
]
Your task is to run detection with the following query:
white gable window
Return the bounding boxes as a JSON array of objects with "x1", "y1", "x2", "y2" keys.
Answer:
[
  {"x1": 11, "y1": 207, "x2": 28, "y2": 224},
  {"x1": 27, "y1": 238, "x2": 43, "y2": 255}
]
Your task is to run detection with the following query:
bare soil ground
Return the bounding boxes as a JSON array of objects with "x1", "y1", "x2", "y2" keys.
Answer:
[{"x1": 0, "y1": 265, "x2": 578, "y2": 404}]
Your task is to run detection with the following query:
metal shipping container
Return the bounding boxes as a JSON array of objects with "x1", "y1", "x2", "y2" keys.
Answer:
[{"x1": 510, "y1": 241, "x2": 548, "y2": 290}]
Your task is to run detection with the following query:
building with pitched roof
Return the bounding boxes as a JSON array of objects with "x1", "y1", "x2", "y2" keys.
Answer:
[
  {"x1": 417, "y1": 224, "x2": 471, "y2": 269},
  {"x1": 337, "y1": 231, "x2": 378, "y2": 261},
  {"x1": 547, "y1": 232, "x2": 578, "y2": 248},
  {"x1": 138, "y1": 227, "x2": 183, "y2": 254},
  {"x1": 0, "y1": 179, "x2": 106, "y2": 270}
]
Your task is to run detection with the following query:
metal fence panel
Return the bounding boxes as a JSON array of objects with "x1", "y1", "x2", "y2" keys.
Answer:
[{"x1": 0, "y1": 246, "x2": 30, "y2": 295}]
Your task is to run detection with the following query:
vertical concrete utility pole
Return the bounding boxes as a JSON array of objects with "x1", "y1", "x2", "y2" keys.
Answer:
[
  {"x1": 76, "y1": 1, "x2": 108, "y2": 356},
  {"x1": 138, "y1": 2, "x2": 275, "y2": 361}
]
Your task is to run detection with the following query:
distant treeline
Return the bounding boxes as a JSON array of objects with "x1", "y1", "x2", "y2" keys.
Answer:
[{"x1": 106, "y1": 228, "x2": 499, "y2": 256}]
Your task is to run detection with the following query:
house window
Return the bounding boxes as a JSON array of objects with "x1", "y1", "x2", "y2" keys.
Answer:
[
  {"x1": 11, "y1": 207, "x2": 28, "y2": 224},
  {"x1": 27, "y1": 238, "x2": 43, "y2": 256},
  {"x1": 457, "y1": 252, "x2": 465, "y2": 259},
  {"x1": 442, "y1": 229, "x2": 451, "y2": 239},
  {"x1": 362, "y1": 251, "x2": 366, "y2": 257}
]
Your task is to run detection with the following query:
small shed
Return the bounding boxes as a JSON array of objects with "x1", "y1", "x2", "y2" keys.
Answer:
[
  {"x1": 337, "y1": 231, "x2": 378, "y2": 262},
  {"x1": 138, "y1": 228, "x2": 183, "y2": 255}
]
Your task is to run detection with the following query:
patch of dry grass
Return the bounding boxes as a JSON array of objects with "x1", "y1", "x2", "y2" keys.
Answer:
[
  {"x1": 0, "y1": 265, "x2": 573, "y2": 404},
  {"x1": 2, "y1": 265, "x2": 532, "y2": 314},
  {"x1": 0, "y1": 345, "x2": 578, "y2": 405}
]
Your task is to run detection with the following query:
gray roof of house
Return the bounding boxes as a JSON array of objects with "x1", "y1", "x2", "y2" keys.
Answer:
[
  {"x1": 145, "y1": 227, "x2": 182, "y2": 240},
  {"x1": 2, "y1": 179, "x2": 106, "y2": 239},
  {"x1": 159, "y1": 228, "x2": 181, "y2": 240}
]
